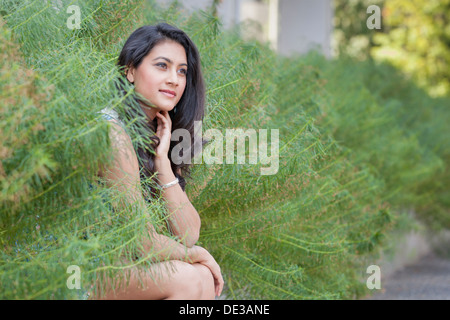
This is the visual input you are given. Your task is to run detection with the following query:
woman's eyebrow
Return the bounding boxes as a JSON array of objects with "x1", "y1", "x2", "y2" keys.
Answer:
[{"x1": 152, "y1": 56, "x2": 188, "y2": 67}]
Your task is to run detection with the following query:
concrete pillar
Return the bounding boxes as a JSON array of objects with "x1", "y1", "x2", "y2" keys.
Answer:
[
  {"x1": 154, "y1": 0, "x2": 333, "y2": 57},
  {"x1": 277, "y1": 0, "x2": 332, "y2": 57}
]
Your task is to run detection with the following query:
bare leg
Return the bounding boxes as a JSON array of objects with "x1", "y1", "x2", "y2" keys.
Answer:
[
  {"x1": 166, "y1": 263, "x2": 215, "y2": 300},
  {"x1": 93, "y1": 260, "x2": 216, "y2": 300}
]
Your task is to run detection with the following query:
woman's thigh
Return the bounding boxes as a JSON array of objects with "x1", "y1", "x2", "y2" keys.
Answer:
[{"x1": 93, "y1": 260, "x2": 214, "y2": 300}]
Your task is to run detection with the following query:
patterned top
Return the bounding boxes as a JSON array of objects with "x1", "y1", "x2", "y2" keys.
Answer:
[
  {"x1": 98, "y1": 108, "x2": 125, "y2": 127},
  {"x1": 98, "y1": 108, "x2": 185, "y2": 192}
]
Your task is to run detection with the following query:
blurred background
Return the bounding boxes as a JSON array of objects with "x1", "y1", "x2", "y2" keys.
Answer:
[
  {"x1": 1, "y1": 0, "x2": 449, "y2": 300},
  {"x1": 156, "y1": 0, "x2": 333, "y2": 57},
  {"x1": 156, "y1": 0, "x2": 449, "y2": 96}
]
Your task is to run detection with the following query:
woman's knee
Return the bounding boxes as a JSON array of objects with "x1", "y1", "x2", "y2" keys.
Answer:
[
  {"x1": 166, "y1": 262, "x2": 215, "y2": 300},
  {"x1": 165, "y1": 261, "x2": 204, "y2": 299},
  {"x1": 192, "y1": 263, "x2": 215, "y2": 300}
]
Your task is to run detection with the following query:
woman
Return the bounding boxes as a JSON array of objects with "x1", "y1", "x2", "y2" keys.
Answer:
[{"x1": 96, "y1": 23, "x2": 223, "y2": 300}]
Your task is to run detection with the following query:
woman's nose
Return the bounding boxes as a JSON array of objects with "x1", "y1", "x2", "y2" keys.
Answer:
[{"x1": 167, "y1": 70, "x2": 178, "y2": 86}]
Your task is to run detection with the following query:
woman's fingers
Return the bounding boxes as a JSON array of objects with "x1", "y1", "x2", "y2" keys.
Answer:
[
  {"x1": 155, "y1": 111, "x2": 171, "y2": 128},
  {"x1": 202, "y1": 262, "x2": 222, "y2": 297},
  {"x1": 155, "y1": 111, "x2": 172, "y2": 137},
  {"x1": 154, "y1": 112, "x2": 172, "y2": 158},
  {"x1": 162, "y1": 110, "x2": 172, "y2": 127},
  {"x1": 155, "y1": 111, "x2": 165, "y2": 127},
  {"x1": 215, "y1": 269, "x2": 224, "y2": 297},
  {"x1": 155, "y1": 112, "x2": 170, "y2": 137},
  {"x1": 203, "y1": 259, "x2": 224, "y2": 297},
  {"x1": 189, "y1": 245, "x2": 224, "y2": 297}
]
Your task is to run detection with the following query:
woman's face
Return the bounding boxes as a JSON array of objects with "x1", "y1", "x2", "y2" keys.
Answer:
[{"x1": 127, "y1": 40, "x2": 188, "y2": 120}]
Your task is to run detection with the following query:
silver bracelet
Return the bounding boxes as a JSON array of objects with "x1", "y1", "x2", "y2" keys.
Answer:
[{"x1": 161, "y1": 178, "x2": 179, "y2": 189}]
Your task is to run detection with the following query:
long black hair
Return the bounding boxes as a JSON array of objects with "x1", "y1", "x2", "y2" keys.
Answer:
[{"x1": 116, "y1": 23, "x2": 205, "y2": 193}]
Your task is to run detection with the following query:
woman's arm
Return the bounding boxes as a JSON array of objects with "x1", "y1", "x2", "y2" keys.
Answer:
[
  {"x1": 100, "y1": 119, "x2": 192, "y2": 254},
  {"x1": 154, "y1": 111, "x2": 201, "y2": 247},
  {"x1": 154, "y1": 155, "x2": 201, "y2": 247},
  {"x1": 100, "y1": 120, "x2": 223, "y2": 296}
]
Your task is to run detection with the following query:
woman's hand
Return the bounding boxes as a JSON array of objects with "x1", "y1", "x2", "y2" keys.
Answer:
[
  {"x1": 154, "y1": 110, "x2": 172, "y2": 160},
  {"x1": 189, "y1": 245, "x2": 224, "y2": 297}
]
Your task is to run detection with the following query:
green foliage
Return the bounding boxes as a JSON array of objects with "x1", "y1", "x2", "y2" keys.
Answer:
[
  {"x1": 333, "y1": 0, "x2": 385, "y2": 58},
  {"x1": 372, "y1": 0, "x2": 450, "y2": 96},
  {"x1": 334, "y1": 0, "x2": 450, "y2": 96},
  {"x1": 0, "y1": 0, "x2": 169, "y2": 299},
  {"x1": 306, "y1": 54, "x2": 450, "y2": 229},
  {"x1": 145, "y1": 2, "x2": 393, "y2": 299},
  {"x1": 1, "y1": 0, "x2": 446, "y2": 300}
]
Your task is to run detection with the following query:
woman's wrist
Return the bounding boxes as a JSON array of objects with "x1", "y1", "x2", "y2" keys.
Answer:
[
  {"x1": 154, "y1": 154, "x2": 171, "y2": 171},
  {"x1": 155, "y1": 155, "x2": 177, "y2": 185},
  {"x1": 154, "y1": 153, "x2": 170, "y2": 165}
]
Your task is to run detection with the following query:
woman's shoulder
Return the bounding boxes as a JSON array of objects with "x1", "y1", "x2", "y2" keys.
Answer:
[
  {"x1": 97, "y1": 109, "x2": 140, "y2": 183},
  {"x1": 98, "y1": 107, "x2": 133, "y2": 148},
  {"x1": 98, "y1": 107, "x2": 125, "y2": 126}
]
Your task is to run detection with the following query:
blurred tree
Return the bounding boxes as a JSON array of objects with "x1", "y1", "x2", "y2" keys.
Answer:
[
  {"x1": 333, "y1": 0, "x2": 450, "y2": 96},
  {"x1": 333, "y1": 0, "x2": 385, "y2": 59},
  {"x1": 372, "y1": 0, "x2": 450, "y2": 96}
]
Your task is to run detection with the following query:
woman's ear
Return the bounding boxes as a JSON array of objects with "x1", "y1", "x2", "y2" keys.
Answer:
[{"x1": 126, "y1": 65, "x2": 135, "y2": 83}]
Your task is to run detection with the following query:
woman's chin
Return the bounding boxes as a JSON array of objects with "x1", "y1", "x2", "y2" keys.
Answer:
[{"x1": 159, "y1": 105, "x2": 176, "y2": 113}]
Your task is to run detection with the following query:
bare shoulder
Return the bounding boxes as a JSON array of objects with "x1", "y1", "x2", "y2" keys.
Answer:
[
  {"x1": 108, "y1": 120, "x2": 132, "y2": 147},
  {"x1": 100, "y1": 120, "x2": 140, "y2": 182}
]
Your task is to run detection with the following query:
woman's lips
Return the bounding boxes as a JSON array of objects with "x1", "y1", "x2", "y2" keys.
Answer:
[{"x1": 159, "y1": 89, "x2": 176, "y2": 98}]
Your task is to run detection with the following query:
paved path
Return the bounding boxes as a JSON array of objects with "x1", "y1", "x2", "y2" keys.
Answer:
[{"x1": 368, "y1": 253, "x2": 450, "y2": 300}]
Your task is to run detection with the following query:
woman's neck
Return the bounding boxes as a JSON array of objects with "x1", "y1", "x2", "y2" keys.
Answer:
[{"x1": 139, "y1": 102, "x2": 158, "y2": 122}]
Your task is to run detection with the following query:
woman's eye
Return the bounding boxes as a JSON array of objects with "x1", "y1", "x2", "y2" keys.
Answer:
[
  {"x1": 178, "y1": 68, "x2": 187, "y2": 75},
  {"x1": 155, "y1": 62, "x2": 167, "y2": 69}
]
